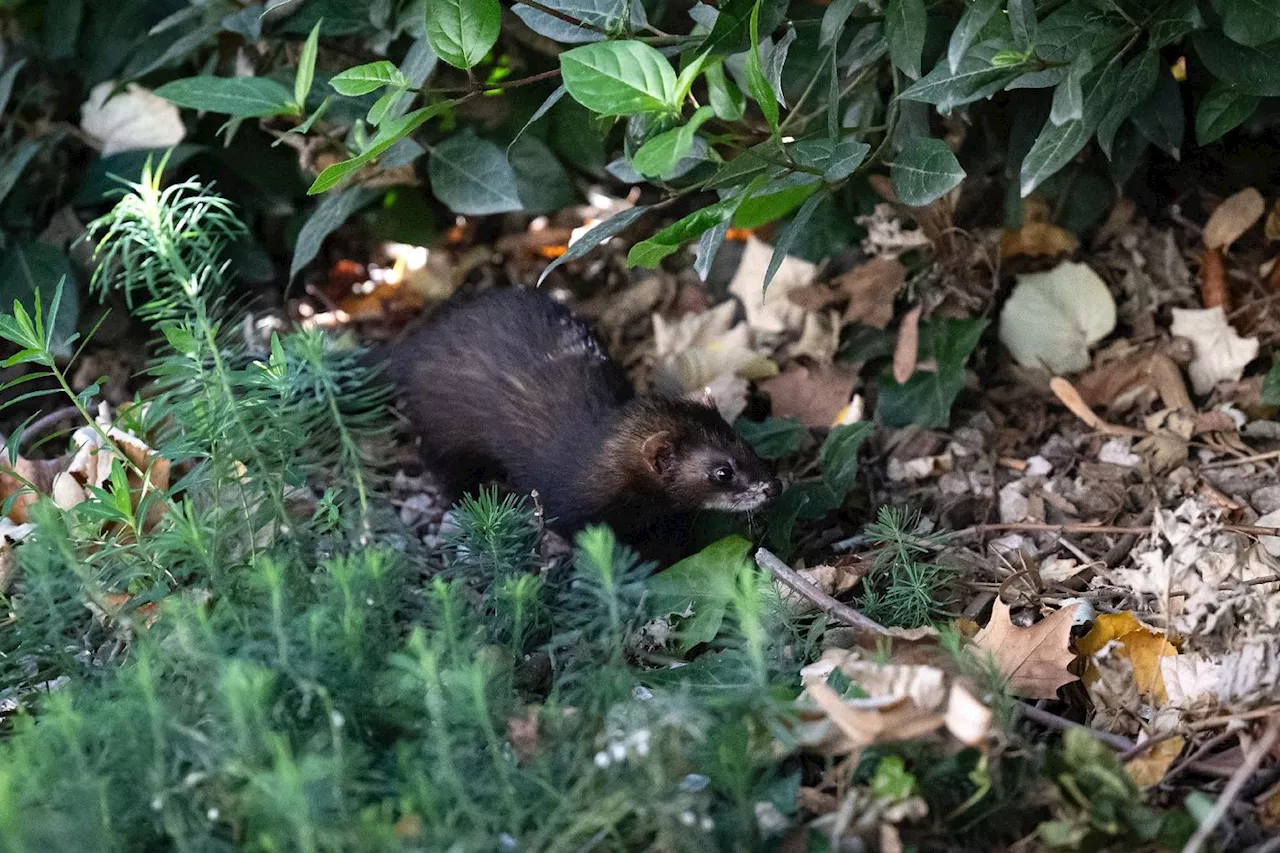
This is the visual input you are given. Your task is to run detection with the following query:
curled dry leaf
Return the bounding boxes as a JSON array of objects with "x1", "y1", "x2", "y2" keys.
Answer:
[
  {"x1": 1202, "y1": 187, "x2": 1264, "y2": 250},
  {"x1": 838, "y1": 257, "x2": 905, "y2": 329},
  {"x1": 892, "y1": 305, "x2": 922, "y2": 384},
  {"x1": 759, "y1": 363, "x2": 858, "y2": 428},
  {"x1": 81, "y1": 82, "x2": 185, "y2": 156},
  {"x1": 1170, "y1": 307, "x2": 1259, "y2": 395},
  {"x1": 1199, "y1": 247, "x2": 1228, "y2": 310},
  {"x1": 1124, "y1": 735, "x2": 1185, "y2": 788},
  {"x1": 1077, "y1": 611, "x2": 1178, "y2": 705},
  {"x1": 972, "y1": 599, "x2": 1079, "y2": 699},
  {"x1": 999, "y1": 221, "x2": 1080, "y2": 260},
  {"x1": 728, "y1": 235, "x2": 815, "y2": 336}
]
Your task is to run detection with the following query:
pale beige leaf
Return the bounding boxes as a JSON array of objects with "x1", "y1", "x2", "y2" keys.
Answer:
[
  {"x1": 1203, "y1": 187, "x2": 1264, "y2": 250},
  {"x1": 998, "y1": 262, "x2": 1116, "y2": 374},
  {"x1": 1170, "y1": 307, "x2": 1259, "y2": 394},
  {"x1": 972, "y1": 599, "x2": 1079, "y2": 698}
]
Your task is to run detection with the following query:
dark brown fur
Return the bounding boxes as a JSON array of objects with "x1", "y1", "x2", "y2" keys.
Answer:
[{"x1": 385, "y1": 288, "x2": 779, "y2": 557}]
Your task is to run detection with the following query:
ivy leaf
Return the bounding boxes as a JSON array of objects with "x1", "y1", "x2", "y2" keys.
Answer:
[
  {"x1": 155, "y1": 76, "x2": 295, "y2": 118},
  {"x1": 294, "y1": 19, "x2": 322, "y2": 107},
  {"x1": 763, "y1": 191, "x2": 825, "y2": 292},
  {"x1": 645, "y1": 536, "x2": 753, "y2": 651},
  {"x1": 513, "y1": 0, "x2": 647, "y2": 44},
  {"x1": 560, "y1": 40, "x2": 678, "y2": 115},
  {"x1": 428, "y1": 132, "x2": 523, "y2": 215},
  {"x1": 632, "y1": 106, "x2": 716, "y2": 178},
  {"x1": 1218, "y1": 0, "x2": 1280, "y2": 48},
  {"x1": 885, "y1": 0, "x2": 926, "y2": 78},
  {"x1": 290, "y1": 187, "x2": 379, "y2": 280},
  {"x1": 947, "y1": 0, "x2": 999, "y2": 73},
  {"x1": 329, "y1": 61, "x2": 408, "y2": 96},
  {"x1": 425, "y1": 0, "x2": 501, "y2": 70},
  {"x1": 890, "y1": 137, "x2": 966, "y2": 207},
  {"x1": 876, "y1": 318, "x2": 987, "y2": 428},
  {"x1": 820, "y1": 422, "x2": 873, "y2": 497},
  {"x1": 745, "y1": 0, "x2": 780, "y2": 131},
  {"x1": 735, "y1": 417, "x2": 804, "y2": 459},
  {"x1": 1196, "y1": 82, "x2": 1261, "y2": 145},
  {"x1": 538, "y1": 205, "x2": 649, "y2": 284}
]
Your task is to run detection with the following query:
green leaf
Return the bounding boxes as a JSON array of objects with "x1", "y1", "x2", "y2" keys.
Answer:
[
  {"x1": 1131, "y1": 71, "x2": 1184, "y2": 159},
  {"x1": 823, "y1": 138, "x2": 871, "y2": 183},
  {"x1": 1219, "y1": 0, "x2": 1280, "y2": 48},
  {"x1": 560, "y1": 40, "x2": 678, "y2": 116},
  {"x1": 890, "y1": 137, "x2": 965, "y2": 206},
  {"x1": 674, "y1": 52, "x2": 712, "y2": 104},
  {"x1": 694, "y1": 220, "x2": 730, "y2": 281},
  {"x1": 746, "y1": 0, "x2": 780, "y2": 131},
  {"x1": 0, "y1": 60, "x2": 27, "y2": 118},
  {"x1": 820, "y1": 0, "x2": 858, "y2": 48},
  {"x1": 295, "y1": 19, "x2": 322, "y2": 107},
  {"x1": 947, "y1": 0, "x2": 999, "y2": 73},
  {"x1": 628, "y1": 179, "x2": 764, "y2": 267},
  {"x1": 1019, "y1": 62, "x2": 1120, "y2": 197},
  {"x1": 735, "y1": 417, "x2": 804, "y2": 459},
  {"x1": 425, "y1": 0, "x2": 501, "y2": 70},
  {"x1": 290, "y1": 187, "x2": 380, "y2": 280},
  {"x1": 329, "y1": 61, "x2": 408, "y2": 96},
  {"x1": 0, "y1": 140, "x2": 45, "y2": 210},
  {"x1": 1049, "y1": 51, "x2": 1091, "y2": 126},
  {"x1": 1262, "y1": 361, "x2": 1280, "y2": 406},
  {"x1": 308, "y1": 105, "x2": 442, "y2": 193},
  {"x1": 367, "y1": 87, "x2": 408, "y2": 126},
  {"x1": 820, "y1": 422, "x2": 873, "y2": 497},
  {"x1": 155, "y1": 75, "x2": 296, "y2": 117},
  {"x1": 1097, "y1": 50, "x2": 1158, "y2": 157},
  {"x1": 1007, "y1": 0, "x2": 1036, "y2": 49},
  {"x1": 428, "y1": 132, "x2": 523, "y2": 215},
  {"x1": 877, "y1": 318, "x2": 987, "y2": 428},
  {"x1": 732, "y1": 174, "x2": 820, "y2": 229},
  {"x1": 764, "y1": 191, "x2": 825, "y2": 291},
  {"x1": 508, "y1": 85, "x2": 568, "y2": 155},
  {"x1": 1196, "y1": 82, "x2": 1261, "y2": 145},
  {"x1": 538, "y1": 205, "x2": 649, "y2": 284},
  {"x1": 512, "y1": 0, "x2": 647, "y2": 44},
  {"x1": 699, "y1": 0, "x2": 761, "y2": 56},
  {"x1": 900, "y1": 40, "x2": 1027, "y2": 113},
  {"x1": 706, "y1": 63, "x2": 746, "y2": 121},
  {"x1": 885, "y1": 0, "x2": 927, "y2": 78},
  {"x1": 631, "y1": 106, "x2": 716, "y2": 178},
  {"x1": 510, "y1": 136, "x2": 578, "y2": 214},
  {"x1": 0, "y1": 243, "x2": 78, "y2": 357},
  {"x1": 1192, "y1": 30, "x2": 1280, "y2": 97},
  {"x1": 645, "y1": 535, "x2": 753, "y2": 651}
]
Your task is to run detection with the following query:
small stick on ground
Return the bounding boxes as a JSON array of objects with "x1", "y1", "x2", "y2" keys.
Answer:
[
  {"x1": 1182, "y1": 716, "x2": 1280, "y2": 853},
  {"x1": 1018, "y1": 702, "x2": 1136, "y2": 753},
  {"x1": 754, "y1": 547, "x2": 890, "y2": 639}
]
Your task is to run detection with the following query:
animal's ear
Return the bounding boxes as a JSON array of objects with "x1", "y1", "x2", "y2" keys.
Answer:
[{"x1": 641, "y1": 431, "x2": 675, "y2": 475}]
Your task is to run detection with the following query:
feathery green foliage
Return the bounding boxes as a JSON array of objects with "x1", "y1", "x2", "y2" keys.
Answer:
[{"x1": 857, "y1": 506, "x2": 953, "y2": 629}]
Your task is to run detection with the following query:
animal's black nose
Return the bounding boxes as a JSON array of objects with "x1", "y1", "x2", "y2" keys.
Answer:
[{"x1": 763, "y1": 479, "x2": 781, "y2": 500}]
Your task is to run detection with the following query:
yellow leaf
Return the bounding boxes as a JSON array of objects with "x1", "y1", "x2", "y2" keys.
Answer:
[
  {"x1": 1125, "y1": 735, "x2": 1184, "y2": 788},
  {"x1": 1078, "y1": 612, "x2": 1178, "y2": 704},
  {"x1": 972, "y1": 600, "x2": 1079, "y2": 699}
]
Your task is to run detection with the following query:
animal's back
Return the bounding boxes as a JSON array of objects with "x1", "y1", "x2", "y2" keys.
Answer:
[{"x1": 388, "y1": 289, "x2": 633, "y2": 500}]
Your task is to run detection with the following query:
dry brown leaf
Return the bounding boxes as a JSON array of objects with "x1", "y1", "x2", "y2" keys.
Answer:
[
  {"x1": 892, "y1": 305, "x2": 922, "y2": 384},
  {"x1": 972, "y1": 599, "x2": 1079, "y2": 698},
  {"x1": 1000, "y1": 221, "x2": 1080, "y2": 259},
  {"x1": 1200, "y1": 247, "x2": 1228, "y2": 309},
  {"x1": 1, "y1": 455, "x2": 61, "y2": 523},
  {"x1": 1267, "y1": 199, "x2": 1280, "y2": 241},
  {"x1": 760, "y1": 363, "x2": 857, "y2": 428},
  {"x1": 837, "y1": 257, "x2": 905, "y2": 329},
  {"x1": 1076, "y1": 351, "x2": 1193, "y2": 414},
  {"x1": 1203, "y1": 187, "x2": 1264, "y2": 250}
]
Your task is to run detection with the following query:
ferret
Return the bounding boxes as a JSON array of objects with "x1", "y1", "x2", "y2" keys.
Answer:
[{"x1": 385, "y1": 288, "x2": 780, "y2": 560}]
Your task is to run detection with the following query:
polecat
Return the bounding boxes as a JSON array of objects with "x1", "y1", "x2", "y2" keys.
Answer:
[{"x1": 385, "y1": 288, "x2": 780, "y2": 559}]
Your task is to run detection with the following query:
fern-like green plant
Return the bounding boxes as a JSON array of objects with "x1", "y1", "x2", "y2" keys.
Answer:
[{"x1": 857, "y1": 506, "x2": 952, "y2": 629}]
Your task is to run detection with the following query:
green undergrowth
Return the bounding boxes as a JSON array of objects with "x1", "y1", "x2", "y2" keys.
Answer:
[{"x1": 0, "y1": 171, "x2": 1190, "y2": 852}]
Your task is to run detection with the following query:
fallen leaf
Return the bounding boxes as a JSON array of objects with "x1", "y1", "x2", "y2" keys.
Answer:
[
  {"x1": 1078, "y1": 612, "x2": 1178, "y2": 704},
  {"x1": 1124, "y1": 735, "x2": 1184, "y2": 788},
  {"x1": 760, "y1": 363, "x2": 858, "y2": 428},
  {"x1": 893, "y1": 305, "x2": 922, "y2": 384},
  {"x1": 1000, "y1": 221, "x2": 1080, "y2": 259},
  {"x1": 998, "y1": 262, "x2": 1116, "y2": 374},
  {"x1": 1203, "y1": 187, "x2": 1264, "y2": 250},
  {"x1": 81, "y1": 81, "x2": 185, "y2": 156},
  {"x1": 1170, "y1": 307, "x2": 1259, "y2": 394},
  {"x1": 972, "y1": 599, "x2": 1079, "y2": 698},
  {"x1": 785, "y1": 310, "x2": 841, "y2": 363},
  {"x1": 837, "y1": 257, "x2": 905, "y2": 329},
  {"x1": 729, "y1": 235, "x2": 815, "y2": 335}
]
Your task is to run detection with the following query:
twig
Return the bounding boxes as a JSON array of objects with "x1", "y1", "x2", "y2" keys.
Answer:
[
  {"x1": 513, "y1": 0, "x2": 610, "y2": 34},
  {"x1": 1202, "y1": 449, "x2": 1280, "y2": 469},
  {"x1": 1018, "y1": 703, "x2": 1136, "y2": 753},
  {"x1": 754, "y1": 547, "x2": 890, "y2": 638},
  {"x1": 952, "y1": 521, "x2": 1280, "y2": 539},
  {"x1": 1182, "y1": 716, "x2": 1280, "y2": 853}
]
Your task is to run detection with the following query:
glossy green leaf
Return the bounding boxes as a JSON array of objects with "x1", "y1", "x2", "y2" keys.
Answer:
[
  {"x1": 1007, "y1": 0, "x2": 1036, "y2": 48},
  {"x1": 820, "y1": 421, "x2": 873, "y2": 497},
  {"x1": 885, "y1": 0, "x2": 927, "y2": 78},
  {"x1": 1218, "y1": 0, "x2": 1280, "y2": 48},
  {"x1": 1131, "y1": 71, "x2": 1184, "y2": 159},
  {"x1": 820, "y1": 0, "x2": 858, "y2": 48},
  {"x1": 308, "y1": 105, "x2": 442, "y2": 193},
  {"x1": 645, "y1": 536, "x2": 752, "y2": 651},
  {"x1": 510, "y1": 136, "x2": 578, "y2": 214},
  {"x1": 890, "y1": 137, "x2": 966, "y2": 206},
  {"x1": 1019, "y1": 62, "x2": 1120, "y2": 197},
  {"x1": 631, "y1": 106, "x2": 716, "y2": 178},
  {"x1": 425, "y1": 0, "x2": 501, "y2": 69},
  {"x1": 900, "y1": 40, "x2": 1027, "y2": 113},
  {"x1": 628, "y1": 177, "x2": 765, "y2": 267},
  {"x1": 763, "y1": 191, "x2": 825, "y2": 292},
  {"x1": 1196, "y1": 82, "x2": 1261, "y2": 145},
  {"x1": 823, "y1": 139, "x2": 871, "y2": 183},
  {"x1": 877, "y1": 318, "x2": 987, "y2": 428},
  {"x1": 538, "y1": 205, "x2": 649, "y2": 284},
  {"x1": 746, "y1": 0, "x2": 780, "y2": 131},
  {"x1": 428, "y1": 132, "x2": 523, "y2": 215},
  {"x1": 706, "y1": 63, "x2": 746, "y2": 120},
  {"x1": 290, "y1": 187, "x2": 379, "y2": 280},
  {"x1": 295, "y1": 19, "x2": 322, "y2": 106},
  {"x1": 1192, "y1": 30, "x2": 1280, "y2": 96},
  {"x1": 560, "y1": 40, "x2": 678, "y2": 115},
  {"x1": 735, "y1": 417, "x2": 804, "y2": 459},
  {"x1": 155, "y1": 76, "x2": 295, "y2": 117},
  {"x1": 329, "y1": 61, "x2": 408, "y2": 96},
  {"x1": 1096, "y1": 50, "x2": 1158, "y2": 157},
  {"x1": 1049, "y1": 51, "x2": 1091, "y2": 126},
  {"x1": 512, "y1": 0, "x2": 647, "y2": 44}
]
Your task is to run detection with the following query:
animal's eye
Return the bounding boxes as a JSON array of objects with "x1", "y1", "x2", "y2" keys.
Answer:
[{"x1": 711, "y1": 465, "x2": 734, "y2": 484}]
